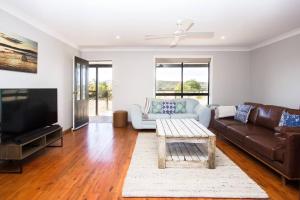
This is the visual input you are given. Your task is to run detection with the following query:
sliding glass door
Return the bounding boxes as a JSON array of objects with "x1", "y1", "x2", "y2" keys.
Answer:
[{"x1": 88, "y1": 64, "x2": 112, "y2": 117}]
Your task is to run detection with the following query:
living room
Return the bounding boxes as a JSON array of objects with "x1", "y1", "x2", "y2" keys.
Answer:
[{"x1": 0, "y1": 0, "x2": 299, "y2": 199}]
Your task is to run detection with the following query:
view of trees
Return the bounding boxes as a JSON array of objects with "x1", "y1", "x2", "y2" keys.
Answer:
[
  {"x1": 155, "y1": 65, "x2": 209, "y2": 105},
  {"x1": 88, "y1": 80, "x2": 112, "y2": 110},
  {"x1": 89, "y1": 80, "x2": 112, "y2": 98},
  {"x1": 157, "y1": 79, "x2": 207, "y2": 93},
  {"x1": 175, "y1": 79, "x2": 201, "y2": 92}
]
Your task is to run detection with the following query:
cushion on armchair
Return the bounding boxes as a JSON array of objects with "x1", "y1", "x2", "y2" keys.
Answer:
[
  {"x1": 151, "y1": 100, "x2": 163, "y2": 113},
  {"x1": 162, "y1": 101, "x2": 176, "y2": 114},
  {"x1": 175, "y1": 101, "x2": 187, "y2": 113}
]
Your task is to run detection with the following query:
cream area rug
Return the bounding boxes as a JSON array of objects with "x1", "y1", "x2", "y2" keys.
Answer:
[{"x1": 122, "y1": 133, "x2": 268, "y2": 199}]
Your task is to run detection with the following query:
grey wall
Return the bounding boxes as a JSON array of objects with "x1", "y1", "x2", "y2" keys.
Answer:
[
  {"x1": 81, "y1": 51, "x2": 251, "y2": 112},
  {"x1": 250, "y1": 34, "x2": 300, "y2": 109},
  {"x1": 3, "y1": 5, "x2": 298, "y2": 128},
  {"x1": 0, "y1": 9, "x2": 79, "y2": 130}
]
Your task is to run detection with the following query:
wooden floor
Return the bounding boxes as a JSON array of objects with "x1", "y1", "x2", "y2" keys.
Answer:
[{"x1": 0, "y1": 123, "x2": 298, "y2": 200}]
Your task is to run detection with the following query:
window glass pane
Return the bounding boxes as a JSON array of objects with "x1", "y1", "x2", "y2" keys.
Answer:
[
  {"x1": 156, "y1": 67, "x2": 181, "y2": 94},
  {"x1": 76, "y1": 63, "x2": 81, "y2": 100},
  {"x1": 88, "y1": 67, "x2": 96, "y2": 116},
  {"x1": 183, "y1": 67, "x2": 208, "y2": 93},
  {"x1": 183, "y1": 96, "x2": 208, "y2": 106},
  {"x1": 81, "y1": 65, "x2": 87, "y2": 100},
  {"x1": 155, "y1": 61, "x2": 210, "y2": 105},
  {"x1": 98, "y1": 68, "x2": 112, "y2": 114}
]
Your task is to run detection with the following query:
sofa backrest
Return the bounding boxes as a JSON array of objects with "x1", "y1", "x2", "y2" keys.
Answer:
[
  {"x1": 256, "y1": 105, "x2": 285, "y2": 130},
  {"x1": 244, "y1": 102, "x2": 264, "y2": 124},
  {"x1": 285, "y1": 108, "x2": 300, "y2": 115}
]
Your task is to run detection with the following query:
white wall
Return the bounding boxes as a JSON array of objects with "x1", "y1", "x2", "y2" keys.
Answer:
[
  {"x1": 250, "y1": 34, "x2": 300, "y2": 109},
  {"x1": 0, "y1": 9, "x2": 79, "y2": 130},
  {"x1": 81, "y1": 50, "x2": 251, "y2": 112}
]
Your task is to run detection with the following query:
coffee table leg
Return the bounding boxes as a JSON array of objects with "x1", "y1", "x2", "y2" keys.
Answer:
[
  {"x1": 158, "y1": 136, "x2": 166, "y2": 169},
  {"x1": 208, "y1": 136, "x2": 216, "y2": 169}
]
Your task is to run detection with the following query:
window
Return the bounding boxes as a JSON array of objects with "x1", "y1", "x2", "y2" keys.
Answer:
[{"x1": 155, "y1": 62, "x2": 210, "y2": 105}]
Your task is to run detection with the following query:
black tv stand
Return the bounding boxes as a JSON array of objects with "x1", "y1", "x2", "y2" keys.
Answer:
[{"x1": 0, "y1": 125, "x2": 63, "y2": 173}]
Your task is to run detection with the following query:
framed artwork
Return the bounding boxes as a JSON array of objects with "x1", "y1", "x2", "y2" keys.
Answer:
[{"x1": 0, "y1": 32, "x2": 38, "y2": 73}]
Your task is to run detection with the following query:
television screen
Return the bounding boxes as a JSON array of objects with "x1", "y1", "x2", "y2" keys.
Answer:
[{"x1": 0, "y1": 89, "x2": 57, "y2": 140}]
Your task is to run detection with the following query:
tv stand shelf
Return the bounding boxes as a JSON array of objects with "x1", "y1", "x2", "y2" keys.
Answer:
[{"x1": 0, "y1": 125, "x2": 63, "y2": 173}]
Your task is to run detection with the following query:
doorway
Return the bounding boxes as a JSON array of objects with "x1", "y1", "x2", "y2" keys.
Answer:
[{"x1": 88, "y1": 61, "x2": 112, "y2": 123}]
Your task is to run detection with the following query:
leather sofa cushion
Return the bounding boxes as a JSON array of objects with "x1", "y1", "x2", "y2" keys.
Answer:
[
  {"x1": 214, "y1": 118, "x2": 241, "y2": 131},
  {"x1": 226, "y1": 124, "x2": 271, "y2": 143},
  {"x1": 256, "y1": 105, "x2": 284, "y2": 130},
  {"x1": 244, "y1": 102, "x2": 263, "y2": 124},
  {"x1": 275, "y1": 126, "x2": 300, "y2": 134},
  {"x1": 245, "y1": 133, "x2": 286, "y2": 162}
]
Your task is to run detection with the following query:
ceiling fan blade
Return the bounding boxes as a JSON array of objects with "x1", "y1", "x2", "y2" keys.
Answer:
[
  {"x1": 180, "y1": 19, "x2": 194, "y2": 31},
  {"x1": 170, "y1": 36, "x2": 180, "y2": 48},
  {"x1": 184, "y1": 32, "x2": 214, "y2": 38},
  {"x1": 145, "y1": 34, "x2": 174, "y2": 40}
]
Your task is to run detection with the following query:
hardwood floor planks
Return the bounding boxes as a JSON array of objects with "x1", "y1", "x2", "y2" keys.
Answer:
[{"x1": 0, "y1": 123, "x2": 298, "y2": 200}]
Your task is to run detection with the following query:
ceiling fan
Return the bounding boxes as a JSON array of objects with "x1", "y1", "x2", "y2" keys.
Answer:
[{"x1": 145, "y1": 19, "x2": 214, "y2": 47}]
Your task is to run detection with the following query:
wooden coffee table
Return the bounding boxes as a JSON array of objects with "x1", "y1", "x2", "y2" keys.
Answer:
[{"x1": 156, "y1": 119, "x2": 216, "y2": 169}]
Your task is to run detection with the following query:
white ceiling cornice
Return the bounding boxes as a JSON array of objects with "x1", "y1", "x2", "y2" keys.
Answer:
[
  {"x1": 0, "y1": 5, "x2": 78, "y2": 49},
  {"x1": 250, "y1": 28, "x2": 300, "y2": 51},
  {"x1": 2, "y1": 1, "x2": 300, "y2": 52}
]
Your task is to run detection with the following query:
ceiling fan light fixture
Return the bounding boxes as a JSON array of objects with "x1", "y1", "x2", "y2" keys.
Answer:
[{"x1": 144, "y1": 19, "x2": 214, "y2": 48}]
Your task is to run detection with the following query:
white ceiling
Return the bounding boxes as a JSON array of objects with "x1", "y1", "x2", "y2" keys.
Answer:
[{"x1": 1, "y1": 0, "x2": 300, "y2": 49}]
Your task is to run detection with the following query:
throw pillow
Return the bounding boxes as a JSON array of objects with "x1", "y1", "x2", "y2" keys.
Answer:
[
  {"x1": 151, "y1": 101, "x2": 163, "y2": 114},
  {"x1": 175, "y1": 101, "x2": 187, "y2": 113},
  {"x1": 162, "y1": 101, "x2": 176, "y2": 114},
  {"x1": 279, "y1": 111, "x2": 300, "y2": 127},
  {"x1": 215, "y1": 106, "x2": 236, "y2": 119},
  {"x1": 234, "y1": 104, "x2": 253, "y2": 123},
  {"x1": 143, "y1": 98, "x2": 151, "y2": 114}
]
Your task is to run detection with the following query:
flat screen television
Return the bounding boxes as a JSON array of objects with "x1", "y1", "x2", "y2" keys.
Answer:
[{"x1": 0, "y1": 89, "x2": 57, "y2": 142}]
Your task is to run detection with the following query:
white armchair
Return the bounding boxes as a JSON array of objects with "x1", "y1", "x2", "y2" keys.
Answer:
[
  {"x1": 130, "y1": 98, "x2": 212, "y2": 130},
  {"x1": 130, "y1": 104, "x2": 156, "y2": 129}
]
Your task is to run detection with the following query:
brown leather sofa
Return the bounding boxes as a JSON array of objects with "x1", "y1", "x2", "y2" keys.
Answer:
[{"x1": 211, "y1": 102, "x2": 300, "y2": 181}]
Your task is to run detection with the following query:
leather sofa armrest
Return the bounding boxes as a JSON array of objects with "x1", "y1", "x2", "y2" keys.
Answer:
[
  {"x1": 276, "y1": 128, "x2": 300, "y2": 178},
  {"x1": 286, "y1": 131, "x2": 300, "y2": 178},
  {"x1": 211, "y1": 108, "x2": 216, "y2": 119},
  {"x1": 209, "y1": 109, "x2": 216, "y2": 128},
  {"x1": 209, "y1": 108, "x2": 235, "y2": 128}
]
